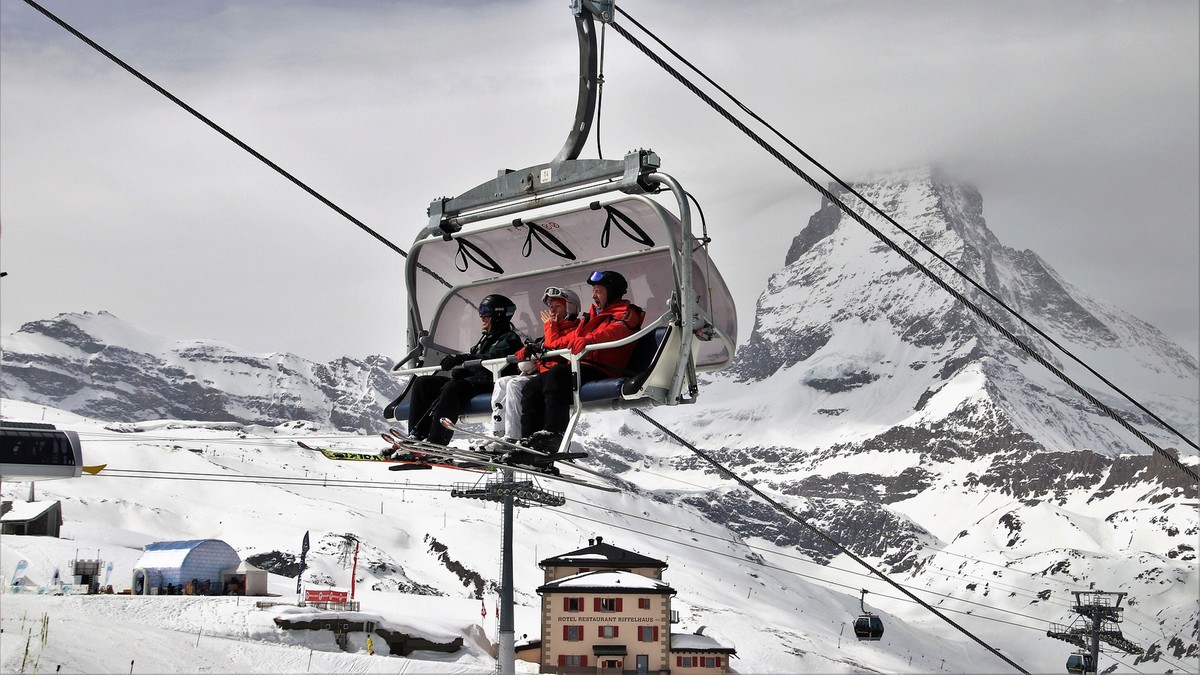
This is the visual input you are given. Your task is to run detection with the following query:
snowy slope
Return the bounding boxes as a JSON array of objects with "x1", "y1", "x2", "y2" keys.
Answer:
[{"x1": 3, "y1": 399, "x2": 1194, "y2": 674}]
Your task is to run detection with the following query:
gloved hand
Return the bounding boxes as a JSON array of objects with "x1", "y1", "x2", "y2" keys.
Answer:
[
  {"x1": 440, "y1": 354, "x2": 468, "y2": 370},
  {"x1": 567, "y1": 337, "x2": 590, "y2": 355},
  {"x1": 450, "y1": 367, "x2": 471, "y2": 380}
]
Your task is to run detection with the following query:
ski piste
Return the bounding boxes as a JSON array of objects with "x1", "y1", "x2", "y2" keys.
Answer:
[
  {"x1": 437, "y1": 418, "x2": 611, "y2": 481},
  {"x1": 296, "y1": 441, "x2": 490, "y2": 473}
]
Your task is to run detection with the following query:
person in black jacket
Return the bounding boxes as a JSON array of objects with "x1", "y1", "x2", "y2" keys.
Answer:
[{"x1": 402, "y1": 294, "x2": 524, "y2": 447}]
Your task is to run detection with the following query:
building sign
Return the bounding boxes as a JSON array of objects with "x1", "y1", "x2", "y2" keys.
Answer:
[{"x1": 556, "y1": 615, "x2": 655, "y2": 623}]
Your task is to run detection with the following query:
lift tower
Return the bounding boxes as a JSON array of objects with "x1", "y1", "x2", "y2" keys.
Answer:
[{"x1": 1047, "y1": 590, "x2": 1143, "y2": 674}]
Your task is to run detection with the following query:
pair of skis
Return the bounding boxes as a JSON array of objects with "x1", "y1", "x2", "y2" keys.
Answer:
[
  {"x1": 295, "y1": 440, "x2": 490, "y2": 473},
  {"x1": 298, "y1": 420, "x2": 615, "y2": 492}
]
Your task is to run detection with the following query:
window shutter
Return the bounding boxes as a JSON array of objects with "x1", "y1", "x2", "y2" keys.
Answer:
[
  {"x1": 614, "y1": 625, "x2": 619, "y2": 638},
  {"x1": 717, "y1": 657, "x2": 723, "y2": 667},
  {"x1": 558, "y1": 654, "x2": 566, "y2": 667},
  {"x1": 653, "y1": 626, "x2": 659, "y2": 641},
  {"x1": 594, "y1": 597, "x2": 601, "y2": 611},
  {"x1": 581, "y1": 656, "x2": 588, "y2": 667},
  {"x1": 563, "y1": 625, "x2": 569, "y2": 640},
  {"x1": 616, "y1": 597, "x2": 623, "y2": 611},
  {"x1": 677, "y1": 656, "x2": 682, "y2": 666},
  {"x1": 563, "y1": 597, "x2": 569, "y2": 611}
]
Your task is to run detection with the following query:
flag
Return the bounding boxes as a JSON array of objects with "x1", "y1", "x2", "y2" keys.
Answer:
[
  {"x1": 296, "y1": 531, "x2": 310, "y2": 594},
  {"x1": 11, "y1": 560, "x2": 27, "y2": 586}
]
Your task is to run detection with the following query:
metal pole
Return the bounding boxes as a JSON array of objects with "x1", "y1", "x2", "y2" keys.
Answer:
[
  {"x1": 498, "y1": 468, "x2": 516, "y2": 675},
  {"x1": 1089, "y1": 599, "x2": 1101, "y2": 675}
]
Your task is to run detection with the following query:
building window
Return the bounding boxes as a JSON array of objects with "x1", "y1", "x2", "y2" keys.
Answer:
[
  {"x1": 638, "y1": 597, "x2": 651, "y2": 609},
  {"x1": 702, "y1": 656, "x2": 722, "y2": 667},
  {"x1": 602, "y1": 659, "x2": 621, "y2": 669},
  {"x1": 563, "y1": 596, "x2": 584, "y2": 611},
  {"x1": 598, "y1": 625, "x2": 618, "y2": 638},
  {"x1": 559, "y1": 655, "x2": 588, "y2": 667},
  {"x1": 595, "y1": 597, "x2": 622, "y2": 612},
  {"x1": 563, "y1": 625, "x2": 583, "y2": 641},
  {"x1": 677, "y1": 656, "x2": 696, "y2": 667},
  {"x1": 637, "y1": 625, "x2": 659, "y2": 642}
]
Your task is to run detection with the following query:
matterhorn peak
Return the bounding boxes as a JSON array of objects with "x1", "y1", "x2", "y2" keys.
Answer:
[{"x1": 721, "y1": 168, "x2": 1197, "y2": 456}]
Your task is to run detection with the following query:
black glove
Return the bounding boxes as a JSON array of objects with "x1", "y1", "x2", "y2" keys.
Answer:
[
  {"x1": 450, "y1": 366, "x2": 471, "y2": 380},
  {"x1": 440, "y1": 354, "x2": 468, "y2": 370}
]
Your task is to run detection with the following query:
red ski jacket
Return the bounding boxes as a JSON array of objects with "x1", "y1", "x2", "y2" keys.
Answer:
[
  {"x1": 517, "y1": 315, "x2": 582, "y2": 374},
  {"x1": 568, "y1": 299, "x2": 645, "y2": 377}
]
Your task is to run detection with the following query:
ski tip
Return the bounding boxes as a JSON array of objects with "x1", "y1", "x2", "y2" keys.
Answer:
[
  {"x1": 297, "y1": 441, "x2": 316, "y2": 451},
  {"x1": 82, "y1": 464, "x2": 107, "y2": 475}
]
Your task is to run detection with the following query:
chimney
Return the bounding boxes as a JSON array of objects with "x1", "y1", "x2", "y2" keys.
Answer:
[
  {"x1": 588, "y1": 538, "x2": 594, "y2": 546},
  {"x1": 595, "y1": 536, "x2": 603, "y2": 545}
]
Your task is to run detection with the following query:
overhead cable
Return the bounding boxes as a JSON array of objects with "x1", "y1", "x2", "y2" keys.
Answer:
[{"x1": 609, "y1": 10, "x2": 1198, "y2": 484}]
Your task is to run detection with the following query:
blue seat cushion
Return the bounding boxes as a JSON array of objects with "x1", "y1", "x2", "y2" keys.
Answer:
[{"x1": 389, "y1": 327, "x2": 668, "y2": 423}]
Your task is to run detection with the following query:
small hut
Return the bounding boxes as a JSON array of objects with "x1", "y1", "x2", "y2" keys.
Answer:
[
  {"x1": 220, "y1": 560, "x2": 269, "y2": 596},
  {"x1": 1, "y1": 500, "x2": 63, "y2": 537}
]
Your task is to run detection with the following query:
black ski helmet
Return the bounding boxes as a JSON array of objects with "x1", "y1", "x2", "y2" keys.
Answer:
[
  {"x1": 478, "y1": 294, "x2": 517, "y2": 320},
  {"x1": 586, "y1": 270, "x2": 628, "y2": 299}
]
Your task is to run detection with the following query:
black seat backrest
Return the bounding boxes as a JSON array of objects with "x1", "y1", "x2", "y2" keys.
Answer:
[{"x1": 619, "y1": 326, "x2": 670, "y2": 396}]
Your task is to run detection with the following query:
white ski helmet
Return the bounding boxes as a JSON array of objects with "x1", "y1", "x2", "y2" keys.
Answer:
[{"x1": 542, "y1": 286, "x2": 581, "y2": 317}]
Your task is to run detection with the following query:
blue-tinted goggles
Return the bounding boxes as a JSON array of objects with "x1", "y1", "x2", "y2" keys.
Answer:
[
  {"x1": 588, "y1": 271, "x2": 605, "y2": 283},
  {"x1": 478, "y1": 306, "x2": 495, "y2": 317}
]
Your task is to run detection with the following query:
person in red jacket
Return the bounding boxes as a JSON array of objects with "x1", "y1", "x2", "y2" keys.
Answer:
[
  {"x1": 488, "y1": 286, "x2": 582, "y2": 443},
  {"x1": 519, "y1": 270, "x2": 644, "y2": 453}
]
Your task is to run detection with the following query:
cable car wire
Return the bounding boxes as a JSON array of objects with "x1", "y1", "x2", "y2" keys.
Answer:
[
  {"x1": 19, "y1": 0, "x2": 409, "y2": 262},
  {"x1": 608, "y1": 8, "x2": 1199, "y2": 482},
  {"x1": 24, "y1": 0, "x2": 1195, "y2": 482},
  {"x1": 20, "y1": 3, "x2": 1187, "y2": 663}
]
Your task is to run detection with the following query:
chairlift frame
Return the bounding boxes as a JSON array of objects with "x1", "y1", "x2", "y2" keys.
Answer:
[{"x1": 383, "y1": 1, "x2": 736, "y2": 453}]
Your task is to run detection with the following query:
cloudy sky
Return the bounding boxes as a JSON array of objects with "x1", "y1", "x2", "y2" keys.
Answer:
[{"x1": 1, "y1": 0, "x2": 1197, "y2": 362}]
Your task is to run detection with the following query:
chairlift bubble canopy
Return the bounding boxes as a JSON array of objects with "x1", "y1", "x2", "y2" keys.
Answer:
[{"x1": 389, "y1": 150, "x2": 737, "y2": 421}]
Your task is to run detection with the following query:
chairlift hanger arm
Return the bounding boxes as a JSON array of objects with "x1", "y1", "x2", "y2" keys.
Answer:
[
  {"x1": 425, "y1": 150, "x2": 661, "y2": 238},
  {"x1": 554, "y1": 0, "x2": 614, "y2": 164}
]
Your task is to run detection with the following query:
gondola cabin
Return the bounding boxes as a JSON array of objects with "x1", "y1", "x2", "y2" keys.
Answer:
[
  {"x1": 0, "y1": 422, "x2": 82, "y2": 479},
  {"x1": 385, "y1": 151, "x2": 737, "y2": 451},
  {"x1": 853, "y1": 613, "x2": 884, "y2": 641},
  {"x1": 1066, "y1": 653, "x2": 1095, "y2": 675}
]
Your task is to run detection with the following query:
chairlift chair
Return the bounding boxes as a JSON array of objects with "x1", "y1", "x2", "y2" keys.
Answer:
[
  {"x1": 384, "y1": 151, "x2": 738, "y2": 451},
  {"x1": 383, "y1": 3, "x2": 736, "y2": 455}
]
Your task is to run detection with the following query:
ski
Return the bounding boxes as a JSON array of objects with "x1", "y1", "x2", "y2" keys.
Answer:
[
  {"x1": 424, "y1": 444, "x2": 618, "y2": 493},
  {"x1": 439, "y1": 415, "x2": 609, "y2": 478},
  {"x1": 296, "y1": 441, "x2": 490, "y2": 473}
]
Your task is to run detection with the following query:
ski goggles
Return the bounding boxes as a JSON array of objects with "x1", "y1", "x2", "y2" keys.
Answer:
[
  {"x1": 543, "y1": 286, "x2": 571, "y2": 300},
  {"x1": 478, "y1": 306, "x2": 496, "y2": 317},
  {"x1": 588, "y1": 271, "x2": 606, "y2": 284}
]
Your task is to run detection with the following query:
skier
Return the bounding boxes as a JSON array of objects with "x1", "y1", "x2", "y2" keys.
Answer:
[
  {"x1": 488, "y1": 286, "x2": 582, "y2": 446},
  {"x1": 397, "y1": 294, "x2": 524, "y2": 449},
  {"x1": 519, "y1": 271, "x2": 644, "y2": 453}
]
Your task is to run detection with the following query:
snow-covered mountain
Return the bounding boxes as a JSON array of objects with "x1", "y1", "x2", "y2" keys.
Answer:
[
  {"x1": 1, "y1": 169, "x2": 1196, "y2": 673},
  {"x1": 0, "y1": 311, "x2": 401, "y2": 432}
]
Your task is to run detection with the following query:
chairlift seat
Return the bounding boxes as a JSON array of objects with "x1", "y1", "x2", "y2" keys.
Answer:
[{"x1": 387, "y1": 327, "x2": 670, "y2": 425}]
